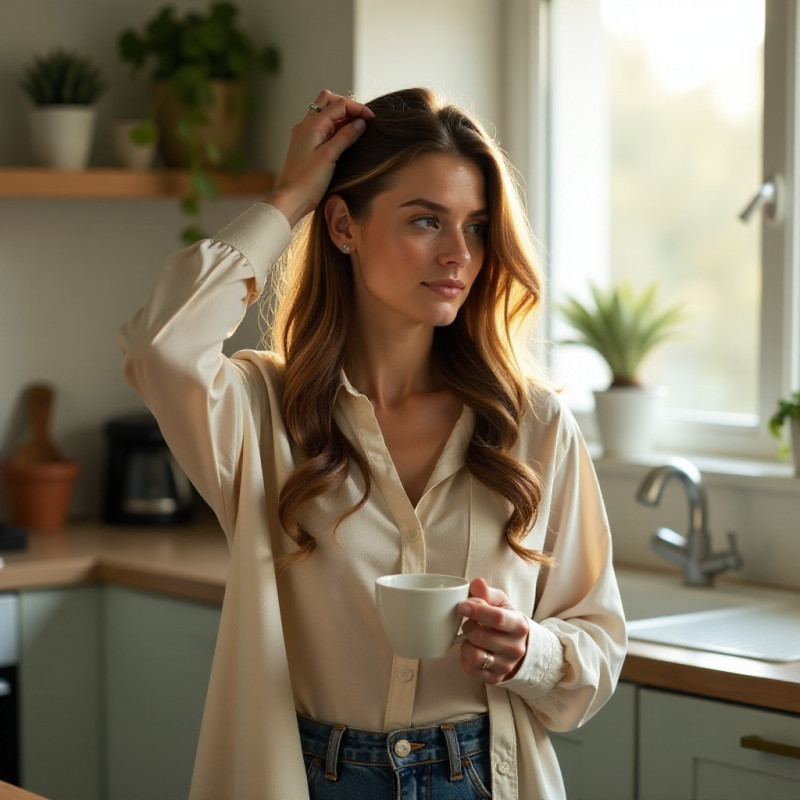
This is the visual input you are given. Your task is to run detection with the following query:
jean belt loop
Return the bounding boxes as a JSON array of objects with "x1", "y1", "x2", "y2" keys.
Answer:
[
  {"x1": 440, "y1": 723, "x2": 464, "y2": 781},
  {"x1": 324, "y1": 724, "x2": 347, "y2": 781}
]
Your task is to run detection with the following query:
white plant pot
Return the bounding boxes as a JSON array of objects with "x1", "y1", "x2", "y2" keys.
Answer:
[
  {"x1": 593, "y1": 385, "x2": 666, "y2": 459},
  {"x1": 791, "y1": 418, "x2": 800, "y2": 477},
  {"x1": 29, "y1": 105, "x2": 96, "y2": 169},
  {"x1": 112, "y1": 120, "x2": 157, "y2": 170}
]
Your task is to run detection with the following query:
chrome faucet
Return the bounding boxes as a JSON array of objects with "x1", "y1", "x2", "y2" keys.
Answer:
[{"x1": 635, "y1": 457, "x2": 743, "y2": 586}]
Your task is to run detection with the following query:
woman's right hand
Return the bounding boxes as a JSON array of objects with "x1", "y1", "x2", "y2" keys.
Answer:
[{"x1": 265, "y1": 89, "x2": 375, "y2": 228}]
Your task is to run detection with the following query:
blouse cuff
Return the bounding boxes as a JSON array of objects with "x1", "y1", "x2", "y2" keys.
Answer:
[
  {"x1": 212, "y1": 203, "x2": 292, "y2": 290},
  {"x1": 500, "y1": 619, "x2": 565, "y2": 702}
]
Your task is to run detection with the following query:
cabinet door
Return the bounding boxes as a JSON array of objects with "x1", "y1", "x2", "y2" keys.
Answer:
[
  {"x1": 103, "y1": 586, "x2": 221, "y2": 800},
  {"x1": 549, "y1": 681, "x2": 637, "y2": 800},
  {"x1": 19, "y1": 586, "x2": 102, "y2": 800},
  {"x1": 639, "y1": 688, "x2": 800, "y2": 800}
]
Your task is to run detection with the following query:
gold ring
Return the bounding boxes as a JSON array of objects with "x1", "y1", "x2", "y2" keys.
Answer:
[{"x1": 479, "y1": 651, "x2": 494, "y2": 671}]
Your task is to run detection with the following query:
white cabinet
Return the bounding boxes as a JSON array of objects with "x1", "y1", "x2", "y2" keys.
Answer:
[
  {"x1": 639, "y1": 688, "x2": 800, "y2": 800},
  {"x1": 103, "y1": 586, "x2": 220, "y2": 800},
  {"x1": 550, "y1": 681, "x2": 637, "y2": 800},
  {"x1": 19, "y1": 586, "x2": 102, "y2": 800}
]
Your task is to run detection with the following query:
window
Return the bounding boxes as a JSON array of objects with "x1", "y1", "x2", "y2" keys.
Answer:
[{"x1": 536, "y1": 0, "x2": 799, "y2": 459}]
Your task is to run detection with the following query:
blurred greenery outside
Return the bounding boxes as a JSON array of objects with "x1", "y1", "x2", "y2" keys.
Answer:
[{"x1": 552, "y1": 1, "x2": 763, "y2": 418}]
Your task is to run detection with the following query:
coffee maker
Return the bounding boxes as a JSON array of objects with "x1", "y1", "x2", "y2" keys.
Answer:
[{"x1": 102, "y1": 413, "x2": 194, "y2": 525}]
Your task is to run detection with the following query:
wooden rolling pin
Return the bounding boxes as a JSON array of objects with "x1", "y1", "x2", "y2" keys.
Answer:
[{"x1": 11, "y1": 384, "x2": 62, "y2": 464}]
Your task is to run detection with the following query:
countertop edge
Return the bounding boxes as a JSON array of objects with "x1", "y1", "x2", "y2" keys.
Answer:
[
  {"x1": 622, "y1": 640, "x2": 800, "y2": 714},
  {"x1": 96, "y1": 561, "x2": 225, "y2": 605},
  {"x1": 0, "y1": 782, "x2": 48, "y2": 800}
]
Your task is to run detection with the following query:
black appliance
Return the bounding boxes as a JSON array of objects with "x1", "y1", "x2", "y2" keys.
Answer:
[
  {"x1": 102, "y1": 413, "x2": 194, "y2": 525},
  {"x1": 0, "y1": 593, "x2": 19, "y2": 785}
]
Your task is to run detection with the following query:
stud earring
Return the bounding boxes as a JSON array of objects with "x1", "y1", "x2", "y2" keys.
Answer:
[{"x1": 342, "y1": 244, "x2": 351, "y2": 253}]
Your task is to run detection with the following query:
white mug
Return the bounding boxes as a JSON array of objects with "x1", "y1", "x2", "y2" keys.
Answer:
[{"x1": 375, "y1": 573, "x2": 470, "y2": 659}]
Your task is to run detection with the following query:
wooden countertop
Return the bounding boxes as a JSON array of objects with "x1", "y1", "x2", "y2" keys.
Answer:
[
  {"x1": 0, "y1": 515, "x2": 228, "y2": 604},
  {"x1": 0, "y1": 782, "x2": 48, "y2": 800},
  {"x1": 622, "y1": 638, "x2": 800, "y2": 714},
  {"x1": 1, "y1": 518, "x2": 798, "y2": 715}
]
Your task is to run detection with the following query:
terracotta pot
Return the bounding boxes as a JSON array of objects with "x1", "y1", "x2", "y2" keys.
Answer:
[
  {"x1": 153, "y1": 81, "x2": 245, "y2": 168},
  {"x1": 1, "y1": 460, "x2": 80, "y2": 530}
]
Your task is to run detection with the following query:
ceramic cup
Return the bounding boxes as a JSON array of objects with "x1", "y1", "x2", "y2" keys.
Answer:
[{"x1": 375, "y1": 573, "x2": 470, "y2": 659}]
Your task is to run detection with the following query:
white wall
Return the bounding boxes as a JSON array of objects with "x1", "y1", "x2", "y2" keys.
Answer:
[{"x1": 353, "y1": 0, "x2": 503, "y2": 133}]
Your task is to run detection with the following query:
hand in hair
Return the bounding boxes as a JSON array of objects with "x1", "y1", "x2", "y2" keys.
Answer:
[
  {"x1": 266, "y1": 89, "x2": 375, "y2": 228},
  {"x1": 457, "y1": 578, "x2": 531, "y2": 684}
]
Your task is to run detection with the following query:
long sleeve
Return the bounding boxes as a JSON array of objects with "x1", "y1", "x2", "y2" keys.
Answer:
[
  {"x1": 118, "y1": 202, "x2": 291, "y2": 537},
  {"x1": 120, "y1": 204, "x2": 312, "y2": 799},
  {"x1": 501, "y1": 398, "x2": 627, "y2": 733}
]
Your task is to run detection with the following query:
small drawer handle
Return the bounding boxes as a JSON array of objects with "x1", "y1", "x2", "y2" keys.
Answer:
[{"x1": 740, "y1": 735, "x2": 800, "y2": 761}]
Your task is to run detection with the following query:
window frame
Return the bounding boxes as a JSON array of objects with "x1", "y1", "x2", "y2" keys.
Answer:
[{"x1": 506, "y1": 0, "x2": 800, "y2": 462}]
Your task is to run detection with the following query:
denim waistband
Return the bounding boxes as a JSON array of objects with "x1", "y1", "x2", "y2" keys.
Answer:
[{"x1": 297, "y1": 713, "x2": 490, "y2": 780}]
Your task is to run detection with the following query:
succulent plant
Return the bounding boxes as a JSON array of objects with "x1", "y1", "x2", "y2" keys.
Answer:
[
  {"x1": 558, "y1": 282, "x2": 686, "y2": 388},
  {"x1": 20, "y1": 49, "x2": 105, "y2": 106}
]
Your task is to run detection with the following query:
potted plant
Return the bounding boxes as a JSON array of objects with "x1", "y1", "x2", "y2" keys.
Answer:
[
  {"x1": 19, "y1": 48, "x2": 105, "y2": 169},
  {"x1": 112, "y1": 118, "x2": 159, "y2": 170},
  {"x1": 768, "y1": 391, "x2": 800, "y2": 476},
  {"x1": 118, "y1": 1, "x2": 280, "y2": 243},
  {"x1": 558, "y1": 281, "x2": 685, "y2": 458}
]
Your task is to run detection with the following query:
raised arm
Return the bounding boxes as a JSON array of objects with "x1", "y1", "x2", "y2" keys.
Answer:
[{"x1": 118, "y1": 90, "x2": 374, "y2": 535}]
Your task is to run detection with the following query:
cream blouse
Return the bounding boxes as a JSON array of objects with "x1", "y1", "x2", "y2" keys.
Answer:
[{"x1": 119, "y1": 202, "x2": 627, "y2": 800}]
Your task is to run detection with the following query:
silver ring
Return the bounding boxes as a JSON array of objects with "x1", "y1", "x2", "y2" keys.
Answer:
[
  {"x1": 479, "y1": 651, "x2": 494, "y2": 672},
  {"x1": 309, "y1": 102, "x2": 322, "y2": 113}
]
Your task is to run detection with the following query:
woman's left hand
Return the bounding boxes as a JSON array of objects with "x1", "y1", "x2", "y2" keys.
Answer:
[{"x1": 457, "y1": 578, "x2": 530, "y2": 684}]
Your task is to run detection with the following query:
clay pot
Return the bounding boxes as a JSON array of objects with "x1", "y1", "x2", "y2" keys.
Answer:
[{"x1": 1, "y1": 460, "x2": 80, "y2": 530}]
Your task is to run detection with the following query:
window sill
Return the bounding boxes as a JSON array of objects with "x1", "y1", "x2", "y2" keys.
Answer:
[{"x1": 589, "y1": 445, "x2": 800, "y2": 495}]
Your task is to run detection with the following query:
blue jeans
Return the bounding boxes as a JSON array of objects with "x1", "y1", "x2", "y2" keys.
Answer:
[{"x1": 297, "y1": 713, "x2": 493, "y2": 799}]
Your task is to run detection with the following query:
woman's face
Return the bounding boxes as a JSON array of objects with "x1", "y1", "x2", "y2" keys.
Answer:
[{"x1": 346, "y1": 152, "x2": 488, "y2": 331}]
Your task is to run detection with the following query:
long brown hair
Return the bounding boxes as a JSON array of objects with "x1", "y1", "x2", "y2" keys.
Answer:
[{"x1": 268, "y1": 88, "x2": 550, "y2": 567}]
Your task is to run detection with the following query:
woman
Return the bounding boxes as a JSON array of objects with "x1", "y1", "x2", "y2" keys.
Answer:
[{"x1": 120, "y1": 88, "x2": 626, "y2": 800}]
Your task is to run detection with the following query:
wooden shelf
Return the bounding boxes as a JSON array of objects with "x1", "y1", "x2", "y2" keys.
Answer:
[{"x1": 0, "y1": 168, "x2": 274, "y2": 198}]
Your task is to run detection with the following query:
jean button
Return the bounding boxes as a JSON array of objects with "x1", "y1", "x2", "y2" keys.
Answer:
[{"x1": 394, "y1": 739, "x2": 412, "y2": 757}]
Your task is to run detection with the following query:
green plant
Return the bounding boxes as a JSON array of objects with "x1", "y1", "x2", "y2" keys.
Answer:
[
  {"x1": 20, "y1": 49, "x2": 105, "y2": 106},
  {"x1": 124, "y1": 119, "x2": 160, "y2": 152},
  {"x1": 768, "y1": 390, "x2": 800, "y2": 458},
  {"x1": 118, "y1": 2, "x2": 280, "y2": 243},
  {"x1": 558, "y1": 281, "x2": 686, "y2": 388}
]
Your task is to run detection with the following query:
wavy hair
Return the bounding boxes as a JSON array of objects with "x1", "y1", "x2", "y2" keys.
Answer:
[{"x1": 267, "y1": 88, "x2": 551, "y2": 567}]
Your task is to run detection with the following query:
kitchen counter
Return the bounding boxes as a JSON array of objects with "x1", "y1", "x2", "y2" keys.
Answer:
[
  {"x1": 0, "y1": 515, "x2": 227, "y2": 604},
  {"x1": 0, "y1": 783, "x2": 48, "y2": 800},
  {"x1": 623, "y1": 637, "x2": 800, "y2": 714},
  {"x1": 1, "y1": 519, "x2": 798, "y2": 715}
]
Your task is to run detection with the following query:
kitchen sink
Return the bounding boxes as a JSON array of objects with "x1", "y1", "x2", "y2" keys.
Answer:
[
  {"x1": 616, "y1": 570, "x2": 777, "y2": 621},
  {"x1": 617, "y1": 569, "x2": 800, "y2": 662}
]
